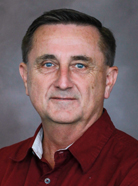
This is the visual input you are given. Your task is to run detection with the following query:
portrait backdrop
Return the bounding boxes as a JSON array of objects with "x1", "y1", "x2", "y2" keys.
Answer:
[{"x1": 0, "y1": 0, "x2": 138, "y2": 147}]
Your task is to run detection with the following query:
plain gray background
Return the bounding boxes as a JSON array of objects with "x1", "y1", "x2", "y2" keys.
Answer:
[{"x1": 0, "y1": 0, "x2": 138, "y2": 148}]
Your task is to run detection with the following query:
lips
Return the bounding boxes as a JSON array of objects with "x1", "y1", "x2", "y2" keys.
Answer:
[{"x1": 50, "y1": 97, "x2": 76, "y2": 100}]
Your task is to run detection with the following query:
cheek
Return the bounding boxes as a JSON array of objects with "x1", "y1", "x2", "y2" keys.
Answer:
[
  {"x1": 79, "y1": 80, "x2": 94, "y2": 102},
  {"x1": 27, "y1": 73, "x2": 44, "y2": 99},
  {"x1": 82, "y1": 74, "x2": 106, "y2": 101}
]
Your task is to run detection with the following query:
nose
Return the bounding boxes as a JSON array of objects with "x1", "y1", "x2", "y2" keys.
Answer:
[{"x1": 54, "y1": 66, "x2": 73, "y2": 90}]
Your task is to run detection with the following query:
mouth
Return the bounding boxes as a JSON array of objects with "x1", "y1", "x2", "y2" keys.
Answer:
[{"x1": 50, "y1": 97, "x2": 76, "y2": 101}]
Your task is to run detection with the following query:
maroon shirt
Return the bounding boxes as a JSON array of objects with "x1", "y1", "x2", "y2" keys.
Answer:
[{"x1": 1, "y1": 110, "x2": 138, "y2": 186}]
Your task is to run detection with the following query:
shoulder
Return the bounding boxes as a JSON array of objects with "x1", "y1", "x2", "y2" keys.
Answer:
[
  {"x1": 0, "y1": 137, "x2": 33, "y2": 184},
  {"x1": 102, "y1": 126, "x2": 138, "y2": 167},
  {"x1": 111, "y1": 128, "x2": 138, "y2": 150},
  {"x1": 0, "y1": 124, "x2": 42, "y2": 160},
  {"x1": 100, "y1": 127, "x2": 138, "y2": 185},
  {"x1": 114, "y1": 131, "x2": 138, "y2": 185},
  {"x1": 107, "y1": 128, "x2": 138, "y2": 170},
  {"x1": 0, "y1": 137, "x2": 33, "y2": 161}
]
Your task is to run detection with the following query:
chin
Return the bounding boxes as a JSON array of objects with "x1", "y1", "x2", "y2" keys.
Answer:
[{"x1": 47, "y1": 112, "x2": 81, "y2": 125}]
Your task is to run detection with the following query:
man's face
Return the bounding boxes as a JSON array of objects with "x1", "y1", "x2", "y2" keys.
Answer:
[{"x1": 20, "y1": 24, "x2": 117, "y2": 125}]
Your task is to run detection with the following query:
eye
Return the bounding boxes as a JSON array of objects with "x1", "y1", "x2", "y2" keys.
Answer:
[
  {"x1": 43, "y1": 62, "x2": 54, "y2": 67},
  {"x1": 75, "y1": 63, "x2": 85, "y2": 69}
]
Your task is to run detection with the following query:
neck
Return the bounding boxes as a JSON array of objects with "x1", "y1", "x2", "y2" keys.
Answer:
[
  {"x1": 42, "y1": 123, "x2": 85, "y2": 169},
  {"x1": 41, "y1": 117, "x2": 98, "y2": 168},
  {"x1": 41, "y1": 108, "x2": 103, "y2": 169}
]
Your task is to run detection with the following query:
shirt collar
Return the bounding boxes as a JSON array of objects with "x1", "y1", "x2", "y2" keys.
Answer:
[
  {"x1": 31, "y1": 109, "x2": 115, "y2": 174},
  {"x1": 69, "y1": 109, "x2": 116, "y2": 173},
  {"x1": 32, "y1": 127, "x2": 43, "y2": 159},
  {"x1": 32, "y1": 128, "x2": 73, "y2": 159},
  {"x1": 9, "y1": 124, "x2": 42, "y2": 161},
  {"x1": 10, "y1": 124, "x2": 73, "y2": 161},
  {"x1": 10, "y1": 109, "x2": 115, "y2": 173}
]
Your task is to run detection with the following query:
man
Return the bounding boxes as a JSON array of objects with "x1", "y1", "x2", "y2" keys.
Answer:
[{"x1": 0, "y1": 8, "x2": 138, "y2": 186}]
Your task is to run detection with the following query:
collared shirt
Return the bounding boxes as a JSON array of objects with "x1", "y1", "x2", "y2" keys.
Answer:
[
  {"x1": 32, "y1": 127, "x2": 73, "y2": 160},
  {"x1": 1, "y1": 109, "x2": 138, "y2": 186}
]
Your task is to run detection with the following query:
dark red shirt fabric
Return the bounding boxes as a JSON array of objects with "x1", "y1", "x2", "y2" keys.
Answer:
[{"x1": 1, "y1": 109, "x2": 138, "y2": 186}]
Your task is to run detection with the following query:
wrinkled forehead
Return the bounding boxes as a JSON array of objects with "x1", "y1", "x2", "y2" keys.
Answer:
[
  {"x1": 32, "y1": 24, "x2": 101, "y2": 47},
  {"x1": 28, "y1": 24, "x2": 104, "y2": 65}
]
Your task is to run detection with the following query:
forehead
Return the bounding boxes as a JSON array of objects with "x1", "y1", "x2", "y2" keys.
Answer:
[
  {"x1": 29, "y1": 24, "x2": 103, "y2": 62},
  {"x1": 32, "y1": 24, "x2": 100, "y2": 45},
  {"x1": 34, "y1": 23, "x2": 100, "y2": 34}
]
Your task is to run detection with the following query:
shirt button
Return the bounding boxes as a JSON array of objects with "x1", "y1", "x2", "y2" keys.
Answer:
[{"x1": 44, "y1": 178, "x2": 51, "y2": 184}]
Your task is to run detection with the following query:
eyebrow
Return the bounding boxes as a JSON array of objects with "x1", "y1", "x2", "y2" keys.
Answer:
[
  {"x1": 35, "y1": 54, "x2": 93, "y2": 65},
  {"x1": 71, "y1": 55, "x2": 92, "y2": 62},
  {"x1": 35, "y1": 54, "x2": 57, "y2": 64}
]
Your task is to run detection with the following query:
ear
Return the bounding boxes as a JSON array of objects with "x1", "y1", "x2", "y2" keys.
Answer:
[
  {"x1": 19, "y1": 62, "x2": 29, "y2": 96},
  {"x1": 104, "y1": 66, "x2": 118, "y2": 99}
]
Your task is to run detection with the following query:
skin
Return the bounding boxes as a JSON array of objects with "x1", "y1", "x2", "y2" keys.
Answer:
[{"x1": 19, "y1": 24, "x2": 118, "y2": 168}]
